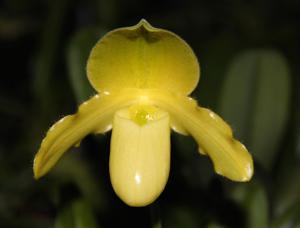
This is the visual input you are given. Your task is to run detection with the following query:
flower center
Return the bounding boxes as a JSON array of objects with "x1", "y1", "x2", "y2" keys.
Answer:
[{"x1": 129, "y1": 104, "x2": 160, "y2": 126}]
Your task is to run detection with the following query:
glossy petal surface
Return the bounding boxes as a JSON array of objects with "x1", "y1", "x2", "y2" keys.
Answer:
[
  {"x1": 87, "y1": 19, "x2": 199, "y2": 95},
  {"x1": 110, "y1": 105, "x2": 170, "y2": 206},
  {"x1": 34, "y1": 91, "x2": 139, "y2": 179},
  {"x1": 145, "y1": 90, "x2": 253, "y2": 181}
]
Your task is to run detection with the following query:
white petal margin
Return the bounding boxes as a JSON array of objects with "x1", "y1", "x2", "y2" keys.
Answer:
[{"x1": 109, "y1": 106, "x2": 170, "y2": 207}]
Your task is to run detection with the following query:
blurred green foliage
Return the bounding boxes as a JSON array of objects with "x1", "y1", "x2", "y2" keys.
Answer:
[
  {"x1": 67, "y1": 27, "x2": 106, "y2": 103},
  {"x1": 1, "y1": 0, "x2": 300, "y2": 227},
  {"x1": 219, "y1": 50, "x2": 290, "y2": 169},
  {"x1": 54, "y1": 198, "x2": 99, "y2": 228}
]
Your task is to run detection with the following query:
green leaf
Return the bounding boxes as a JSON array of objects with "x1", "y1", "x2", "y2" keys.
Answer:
[
  {"x1": 34, "y1": 0, "x2": 70, "y2": 102},
  {"x1": 231, "y1": 182, "x2": 269, "y2": 228},
  {"x1": 172, "y1": 134, "x2": 214, "y2": 187},
  {"x1": 51, "y1": 151, "x2": 108, "y2": 210},
  {"x1": 295, "y1": 90, "x2": 300, "y2": 159},
  {"x1": 55, "y1": 198, "x2": 99, "y2": 228},
  {"x1": 206, "y1": 223, "x2": 226, "y2": 228},
  {"x1": 271, "y1": 202, "x2": 300, "y2": 228},
  {"x1": 72, "y1": 199, "x2": 98, "y2": 228},
  {"x1": 55, "y1": 205, "x2": 74, "y2": 228},
  {"x1": 219, "y1": 50, "x2": 291, "y2": 169},
  {"x1": 164, "y1": 206, "x2": 199, "y2": 228},
  {"x1": 67, "y1": 27, "x2": 107, "y2": 103},
  {"x1": 274, "y1": 163, "x2": 300, "y2": 215},
  {"x1": 195, "y1": 34, "x2": 238, "y2": 109},
  {"x1": 273, "y1": 79, "x2": 300, "y2": 215}
]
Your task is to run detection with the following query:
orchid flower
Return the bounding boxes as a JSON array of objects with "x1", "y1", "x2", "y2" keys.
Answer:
[{"x1": 33, "y1": 19, "x2": 253, "y2": 207}]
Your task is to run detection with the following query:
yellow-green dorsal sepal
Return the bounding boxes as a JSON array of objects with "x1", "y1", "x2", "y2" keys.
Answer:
[{"x1": 87, "y1": 19, "x2": 200, "y2": 95}]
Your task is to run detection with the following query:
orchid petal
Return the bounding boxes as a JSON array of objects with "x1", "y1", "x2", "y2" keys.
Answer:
[
  {"x1": 110, "y1": 105, "x2": 170, "y2": 206},
  {"x1": 87, "y1": 19, "x2": 199, "y2": 95},
  {"x1": 148, "y1": 90, "x2": 253, "y2": 181},
  {"x1": 33, "y1": 91, "x2": 138, "y2": 179}
]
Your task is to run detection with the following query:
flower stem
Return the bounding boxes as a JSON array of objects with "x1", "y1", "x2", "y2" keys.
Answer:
[{"x1": 150, "y1": 202, "x2": 162, "y2": 228}]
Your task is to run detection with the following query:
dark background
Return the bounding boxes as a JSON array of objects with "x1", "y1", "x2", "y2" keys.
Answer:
[{"x1": 1, "y1": 0, "x2": 300, "y2": 227}]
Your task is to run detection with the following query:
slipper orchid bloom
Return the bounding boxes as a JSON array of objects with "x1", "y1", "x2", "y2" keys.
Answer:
[{"x1": 33, "y1": 19, "x2": 253, "y2": 207}]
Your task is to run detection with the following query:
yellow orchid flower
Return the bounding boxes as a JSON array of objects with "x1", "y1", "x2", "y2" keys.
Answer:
[{"x1": 33, "y1": 19, "x2": 253, "y2": 207}]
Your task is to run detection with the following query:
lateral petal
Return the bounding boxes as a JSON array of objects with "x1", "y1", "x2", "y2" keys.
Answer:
[
  {"x1": 33, "y1": 92, "x2": 137, "y2": 179},
  {"x1": 148, "y1": 90, "x2": 253, "y2": 182}
]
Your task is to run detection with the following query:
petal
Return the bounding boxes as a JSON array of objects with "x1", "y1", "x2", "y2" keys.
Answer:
[
  {"x1": 110, "y1": 105, "x2": 170, "y2": 206},
  {"x1": 33, "y1": 91, "x2": 138, "y2": 179},
  {"x1": 147, "y1": 90, "x2": 253, "y2": 182},
  {"x1": 87, "y1": 19, "x2": 199, "y2": 95}
]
